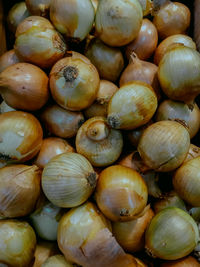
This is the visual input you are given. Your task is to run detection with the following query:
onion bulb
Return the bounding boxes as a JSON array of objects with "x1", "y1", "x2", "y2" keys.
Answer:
[
  {"x1": 107, "y1": 81, "x2": 158, "y2": 130},
  {"x1": 0, "y1": 111, "x2": 43, "y2": 165},
  {"x1": 194, "y1": 0, "x2": 200, "y2": 52},
  {"x1": 76, "y1": 117, "x2": 123, "y2": 167},
  {"x1": 95, "y1": 165, "x2": 148, "y2": 222},
  {"x1": 42, "y1": 255, "x2": 74, "y2": 267},
  {"x1": 50, "y1": 0, "x2": 95, "y2": 41},
  {"x1": 25, "y1": 0, "x2": 51, "y2": 17},
  {"x1": 95, "y1": 0, "x2": 143, "y2": 47},
  {"x1": 125, "y1": 19, "x2": 158, "y2": 61},
  {"x1": 184, "y1": 144, "x2": 200, "y2": 163},
  {"x1": 0, "y1": 49, "x2": 23, "y2": 73},
  {"x1": 42, "y1": 152, "x2": 97, "y2": 208},
  {"x1": 0, "y1": 220, "x2": 36, "y2": 267},
  {"x1": 138, "y1": 121, "x2": 190, "y2": 172},
  {"x1": 0, "y1": 62, "x2": 49, "y2": 111},
  {"x1": 160, "y1": 256, "x2": 200, "y2": 267},
  {"x1": 50, "y1": 51, "x2": 99, "y2": 111},
  {"x1": 173, "y1": 156, "x2": 200, "y2": 207},
  {"x1": 0, "y1": 101, "x2": 16, "y2": 114},
  {"x1": 145, "y1": 208, "x2": 199, "y2": 260},
  {"x1": 15, "y1": 16, "x2": 67, "y2": 69}
]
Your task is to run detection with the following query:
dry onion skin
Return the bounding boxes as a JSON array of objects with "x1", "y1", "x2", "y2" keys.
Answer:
[
  {"x1": 0, "y1": 220, "x2": 36, "y2": 267},
  {"x1": 0, "y1": 111, "x2": 43, "y2": 165},
  {"x1": 138, "y1": 121, "x2": 190, "y2": 172},
  {"x1": 0, "y1": 101, "x2": 16, "y2": 114},
  {"x1": 95, "y1": 0, "x2": 143, "y2": 47},
  {"x1": 42, "y1": 152, "x2": 97, "y2": 208},
  {"x1": 0, "y1": 62, "x2": 49, "y2": 111},
  {"x1": 50, "y1": 0, "x2": 95, "y2": 41},
  {"x1": 95, "y1": 165, "x2": 148, "y2": 222},
  {"x1": 184, "y1": 144, "x2": 200, "y2": 163},
  {"x1": 41, "y1": 104, "x2": 84, "y2": 138},
  {"x1": 125, "y1": 19, "x2": 158, "y2": 61},
  {"x1": 85, "y1": 38, "x2": 124, "y2": 82},
  {"x1": 76, "y1": 117, "x2": 123, "y2": 167},
  {"x1": 50, "y1": 51, "x2": 100, "y2": 111},
  {"x1": 173, "y1": 156, "x2": 200, "y2": 207},
  {"x1": 160, "y1": 256, "x2": 200, "y2": 267},
  {"x1": 145, "y1": 208, "x2": 199, "y2": 260},
  {"x1": 0, "y1": 49, "x2": 23, "y2": 73},
  {"x1": 42, "y1": 255, "x2": 74, "y2": 267},
  {"x1": 107, "y1": 81, "x2": 158, "y2": 130},
  {"x1": 33, "y1": 241, "x2": 58, "y2": 267},
  {"x1": 25, "y1": 0, "x2": 51, "y2": 17},
  {"x1": 15, "y1": 16, "x2": 67, "y2": 69}
]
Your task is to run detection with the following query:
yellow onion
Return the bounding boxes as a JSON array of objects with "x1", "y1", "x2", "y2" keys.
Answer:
[
  {"x1": 158, "y1": 46, "x2": 200, "y2": 107},
  {"x1": 0, "y1": 49, "x2": 23, "y2": 73},
  {"x1": 184, "y1": 144, "x2": 200, "y2": 163},
  {"x1": 50, "y1": 51, "x2": 99, "y2": 111},
  {"x1": 0, "y1": 111, "x2": 43, "y2": 165},
  {"x1": 95, "y1": 0, "x2": 143, "y2": 47},
  {"x1": 95, "y1": 165, "x2": 148, "y2": 222},
  {"x1": 7, "y1": 2, "x2": 30, "y2": 34},
  {"x1": 50, "y1": 0, "x2": 95, "y2": 41},
  {"x1": 0, "y1": 101, "x2": 16, "y2": 114},
  {"x1": 138, "y1": 121, "x2": 190, "y2": 172},
  {"x1": 57, "y1": 202, "x2": 136, "y2": 267},
  {"x1": 76, "y1": 117, "x2": 123, "y2": 167},
  {"x1": 189, "y1": 207, "x2": 200, "y2": 222},
  {"x1": 85, "y1": 38, "x2": 124, "y2": 82},
  {"x1": 107, "y1": 81, "x2": 158, "y2": 130},
  {"x1": 154, "y1": 34, "x2": 196, "y2": 65},
  {"x1": 41, "y1": 104, "x2": 84, "y2": 138},
  {"x1": 0, "y1": 220, "x2": 36, "y2": 267},
  {"x1": 0, "y1": 62, "x2": 49, "y2": 111},
  {"x1": 173, "y1": 156, "x2": 200, "y2": 207},
  {"x1": 155, "y1": 100, "x2": 200, "y2": 138},
  {"x1": 42, "y1": 152, "x2": 97, "y2": 208},
  {"x1": 194, "y1": 0, "x2": 200, "y2": 52},
  {"x1": 0, "y1": 164, "x2": 41, "y2": 218},
  {"x1": 153, "y1": 1, "x2": 191, "y2": 40},
  {"x1": 42, "y1": 255, "x2": 75, "y2": 267},
  {"x1": 112, "y1": 206, "x2": 154, "y2": 252},
  {"x1": 138, "y1": 0, "x2": 152, "y2": 16},
  {"x1": 125, "y1": 19, "x2": 158, "y2": 61},
  {"x1": 160, "y1": 256, "x2": 200, "y2": 267},
  {"x1": 35, "y1": 137, "x2": 74, "y2": 169},
  {"x1": 145, "y1": 207, "x2": 199, "y2": 260},
  {"x1": 25, "y1": 0, "x2": 51, "y2": 17},
  {"x1": 15, "y1": 16, "x2": 67, "y2": 69},
  {"x1": 84, "y1": 80, "x2": 118, "y2": 118}
]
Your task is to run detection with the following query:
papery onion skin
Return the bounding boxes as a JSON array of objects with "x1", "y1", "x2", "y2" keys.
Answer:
[
  {"x1": 184, "y1": 144, "x2": 200, "y2": 163},
  {"x1": 0, "y1": 101, "x2": 16, "y2": 114},
  {"x1": 50, "y1": 0, "x2": 95, "y2": 41},
  {"x1": 41, "y1": 104, "x2": 84, "y2": 138},
  {"x1": 125, "y1": 19, "x2": 158, "y2": 61},
  {"x1": 85, "y1": 38, "x2": 124, "y2": 82},
  {"x1": 42, "y1": 152, "x2": 97, "y2": 208},
  {"x1": 0, "y1": 49, "x2": 23, "y2": 73},
  {"x1": 42, "y1": 255, "x2": 74, "y2": 267},
  {"x1": 173, "y1": 156, "x2": 200, "y2": 207},
  {"x1": 95, "y1": 165, "x2": 148, "y2": 222},
  {"x1": 50, "y1": 51, "x2": 99, "y2": 111},
  {"x1": 160, "y1": 256, "x2": 200, "y2": 267},
  {"x1": 95, "y1": 0, "x2": 143, "y2": 47},
  {"x1": 0, "y1": 62, "x2": 49, "y2": 111},
  {"x1": 145, "y1": 208, "x2": 199, "y2": 260},
  {"x1": 25, "y1": 0, "x2": 51, "y2": 17},
  {"x1": 0, "y1": 220, "x2": 36, "y2": 267}
]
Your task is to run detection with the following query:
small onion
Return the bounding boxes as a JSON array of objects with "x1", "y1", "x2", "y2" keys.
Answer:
[
  {"x1": 138, "y1": 121, "x2": 190, "y2": 172},
  {"x1": 85, "y1": 38, "x2": 124, "y2": 82},
  {"x1": 0, "y1": 62, "x2": 49, "y2": 111},
  {"x1": 50, "y1": 51, "x2": 100, "y2": 111},
  {"x1": 95, "y1": 165, "x2": 148, "y2": 222},
  {"x1": 0, "y1": 101, "x2": 16, "y2": 114},
  {"x1": 125, "y1": 19, "x2": 158, "y2": 61},
  {"x1": 0, "y1": 111, "x2": 43, "y2": 165},
  {"x1": 160, "y1": 256, "x2": 200, "y2": 267},
  {"x1": 145, "y1": 208, "x2": 199, "y2": 260},
  {"x1": 107, "y1": 81, "x2": 158, "y2": 130},
  {"x1": 76, "y1": 117, "x2": 123, "y2": 167},
  {"x1": 95, "y1": 0, "x2": 143, "y2": 47},
  {"x1": 15, "y1": 16, "x2": 67, "y2": 69},
  {"x1": 173, "y1": 156, "x2": 200, "y2": 207},
  {"x1": 42, "y1": 152, "x2": 97, "y2": 208},
  {"x1": 184, "y1": 144, "x2": 200, "y2": 163},
  {"x1": 41, "y1": 104, "x2": 84, "y2": 138},
  {"x1": 0, "y1": 220, "x2": 36, "y2": 267},
  {"x1": 25, "y1": 0, "x2": 51, "y2": 17},
  {"x1": 33, "y1": 241, "x2": 58, "y2": 267},
  {"x1": 154, "y1": 34, "x2": 196, "y2": 65},
  {"x1": 0, "y1": 49, "x2": 23, "y2": 73},
  {"x1": 42, "y1": 255, "x2": 74, "y2": 267}
]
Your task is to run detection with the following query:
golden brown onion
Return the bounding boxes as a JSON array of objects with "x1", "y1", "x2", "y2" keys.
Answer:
[
  {"x1": 95, "y1": 165, "x2": 148, "y2": 222},
  {"x1": 184, "y1": 144, "x2": 200, "y2": 163},
  {"x1": 160, "y1": 256, "x2": 200, "y2": 267},
  {"x1": 41, "y1": 104, "x2": 84, "y2": 138},
  {"x1": 50, "y1": 51, "x2": 99, "y2": 111},
  {"x1": 125, "y1": 19, "x2": 158, "y2": 61},
  {"x1": 33, "y1": 241, "x2": 58, "y2": 267},
  {"x1": 25, "y1": 0, "x2": 51, "y2": 17},
  {"x1": 0, "y1": 101, "x2": 16, "y2": 114},
  {"x1": 0, "y1": 49, "x2": 23, "y2": 73},
  {"x1": 0, "y1": 62, "x2": 49, "y2": 111},
  {"x1": 42, "y1": 255, "x2": 74, "y2": 267}
]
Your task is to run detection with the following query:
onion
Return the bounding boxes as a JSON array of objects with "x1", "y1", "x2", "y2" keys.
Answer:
[
  {"x1": 85, "y1": 38, "x2": 124, "y2": 82},
  {"x1": 0, "y1": 62, "x2": 49, "y2": 111},
  {"x1": 33, "y1": 241, "x2": 58, "y2": 267},
  {"x1": 0, "y1": 101, "x2": 16, "y2": 114},
  {"x1": 0, "y1": 49, "x2": 23, "y2": 73},
  {"x1": 50, "y1": 51, "x2": 100, "y2": 111},
  {"x1": 125, "y1": 19, "x2": 158, "y2": 61},
  {"x1": 25, "y1": 0, "x2": 51, "y2": 17},
  {"x1": 189, "y1": 207, "x2": 200, "y2": 222},
  {"x1": 42, "y1": 255, "x2": 74, "y2": 267},
  {"x1": 160, "y1": 256, "x2": 200, "y2": 267},
  {"x1": 95, "y1": 0, "x2": 143, "y2": 47},
  {"x1": 194, "y1": 0, "x2": 200, "y2": 52},
  {"x1": 184, "y1": 144, "x2": 200, "y2": 163}
]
